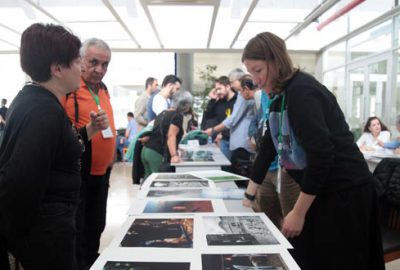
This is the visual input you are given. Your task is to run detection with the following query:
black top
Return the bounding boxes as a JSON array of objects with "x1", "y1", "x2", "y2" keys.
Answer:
[
  {"x1": 0, "y1": 85, "x2": 85, "y2": 235},
  {"x1": 251, "y1": 71, "x2": 372, "y2": 195},
  {"x1": 0, "y1": 106, "x2": 7, "y2": 129},
  {"x1": 145, "y1": 110, "x2": 184, "y2": 157},
  {"x1": 200, "y1": 94, "x2": 237, "y2": 140},
  {"x1": 0, "y1": 106, "x2": 7, "y2": 120},
  {"x1": 201, "y1": 98, "x2": 228, "y2": 130}
]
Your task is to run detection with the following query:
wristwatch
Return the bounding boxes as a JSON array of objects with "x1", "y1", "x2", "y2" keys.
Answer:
[{"x1": 244, "y1": 192, "x2": 256, "y2": 201}]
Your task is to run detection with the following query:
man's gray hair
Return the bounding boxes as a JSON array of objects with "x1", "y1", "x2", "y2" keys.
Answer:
[
  {"x1": 171, "y1": 91, "x2": 193, "y2": 112},
  {"x1": 228, "y1": 68, "x2": 246, "y2": 82},
  {"x1": 80, "y1": 38, "x2": 111, "y2": 57}
]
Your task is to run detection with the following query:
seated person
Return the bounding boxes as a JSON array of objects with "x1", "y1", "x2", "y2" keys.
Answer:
[
  {"x1": 141, "y1": 91, "x2": 193, "y2": 179},
  {"x1": 117, "y1": 112, "x2": 137, "y2": 159},
  {"x1": 379, "y1": 115, "x2": 400, "y2": 154},
  {"x1": 357, "y1": 116, "x2": 390, "y2": 151}
]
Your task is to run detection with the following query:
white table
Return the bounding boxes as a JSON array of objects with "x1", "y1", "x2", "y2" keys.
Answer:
[
  {"x1": 363, "y1": 150, "x2": 400, "y2": 172},
  {"x1": 172, "y1": 144, "x2": 231, "y2": 173}
]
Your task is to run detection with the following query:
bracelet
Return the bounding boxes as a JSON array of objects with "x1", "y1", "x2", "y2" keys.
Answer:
[{"x1": 244, "y1": 192, "x2": 256, "y2": 201}]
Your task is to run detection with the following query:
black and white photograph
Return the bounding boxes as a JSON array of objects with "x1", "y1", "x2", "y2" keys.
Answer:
[
  {"x1": 120, "y1": 218, "x2": 193, "y2": 248},
  {"x1": 180, "y1": 150, "x2": 214, "y2": 162},
  {"x1": 203, "y1": 216, "x2": 279, "y2": 245},
  {"x1": 102, "y1": 261, "x2": 190, "y2": 270},
  {"x1": 150, "y1": 180, "x2": 210, "y2": 188},
  {"x1": 201, "y1": 253, "x2": 289, "y2": 270},
  {"x1": 155, "y1": 173, "x2": 202, "y2": 180}
]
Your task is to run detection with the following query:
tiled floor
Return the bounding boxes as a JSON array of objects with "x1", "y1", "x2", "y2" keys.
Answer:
[{"x1": 101, "y1": 162, "x2": 400, "y2": 269}]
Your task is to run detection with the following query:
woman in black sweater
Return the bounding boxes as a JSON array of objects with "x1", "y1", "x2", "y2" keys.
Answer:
[
  {"x1": 0, "y1": 23, "x2": 108, "y2": 270},
  {"x1": 242, "y1": 32, "x2": 384, "y2": 270}
]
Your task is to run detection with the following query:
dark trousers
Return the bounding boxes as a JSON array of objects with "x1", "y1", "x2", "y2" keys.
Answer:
[
  {"x1": 289, "y1": 183, "x2": 385, "y2": 270},
  {"x1": 76, "y1": 168, "x2": 110, "y2": 270},
  {"x1": 6, "y1": 202, "x2": 77, "y2": 270}
]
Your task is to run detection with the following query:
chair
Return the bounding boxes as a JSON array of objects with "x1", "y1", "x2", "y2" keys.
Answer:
[
  {"x1": 373, "y1": 158, "x2": 400, "y2": 262},
  {"x1": 380, "y1": 199, "x2": 400, "y2": 263}
]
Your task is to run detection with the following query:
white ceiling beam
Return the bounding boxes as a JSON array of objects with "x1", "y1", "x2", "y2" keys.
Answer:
[
  {"x1": 140, "y1": 0, "x2": 164, "y2": 48},
  {"x1": 229, "y1": 0, "x2": 259, "y2": 49},
  {"x1": 102, "y1": 0, "x2": 141, "y2": 48},
  {"x1": 285, "y1": 0, "x2": 339, "y2": 41},
  {"x1": 0, "y1": 24, "x2": 21, "y2": 35},
  {"x1": 207, "y1": 0, "x2": 220, "y2": 48},
  {"x1": 23, "y1": 0, "x2": 65, "y2": 26}
]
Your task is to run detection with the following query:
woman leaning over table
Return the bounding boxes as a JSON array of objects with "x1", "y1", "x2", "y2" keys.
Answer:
[
  {"x1": 141, "y1": 91, "x2": 193, "y2": 179},
  {"x1": 357, "y1": 116, "x2": 390, "y2": 152},
  {"x1": 241, "y1": 32, "x2": 384, "y2": 270}
]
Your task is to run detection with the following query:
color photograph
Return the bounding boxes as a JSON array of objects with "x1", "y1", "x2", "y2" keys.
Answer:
[
  {"x1": 203, "y1": 216, "x2": 279, "y2": 245},
  {"x1": 155, "y1": 173, "x2": 202, "y2": 180},
  {"x1": 102, "y1": 261, "x2": 190, "y2": 270},
  {"x1": 120, "y1": 218, "x2": 193, "y2": 248},
  {"x1": 146, "y1": 188, "x2": 244, "y2": 200},
  {"x1": 150, "y1": 180, "x2": 210, "y2": 188},
  {"x1": 201, "y1": 254, "x2": 289, "y2": 270},
  {"x1": 144, "y1": 200, "x2": 214, "y2": 213}
]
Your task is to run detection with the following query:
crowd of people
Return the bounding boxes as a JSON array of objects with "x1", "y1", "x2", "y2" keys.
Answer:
[{"x1": 0, "y1": 22, "x2": 392, "y2": 270}]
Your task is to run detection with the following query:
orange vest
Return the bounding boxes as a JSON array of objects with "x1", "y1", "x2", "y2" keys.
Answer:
[{"x1": 63, "y1": 79, "x2": 116, "y2": 175}]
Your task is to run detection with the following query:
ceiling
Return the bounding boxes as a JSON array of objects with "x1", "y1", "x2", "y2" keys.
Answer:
[{"x1": 0, "y1": 0, "x2": 393, "y2": 53}]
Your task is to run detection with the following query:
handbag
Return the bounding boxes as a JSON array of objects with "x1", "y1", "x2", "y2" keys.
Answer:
[{"x1": 158, "y1": 111, "x2": 176, "y2": 173}]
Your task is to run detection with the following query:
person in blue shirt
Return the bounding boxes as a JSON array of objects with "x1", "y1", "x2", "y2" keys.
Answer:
[
  {"x1": 117, "y1": 112, "x2": 137, "y2": 160},
  {"x1": 379, "y1": 115, "x2": 400, "y2": 153}
]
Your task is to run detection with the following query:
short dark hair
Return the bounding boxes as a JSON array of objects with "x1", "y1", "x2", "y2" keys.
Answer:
[
  {"x1": 161, "y1": 74, "x2": 182, "y2": 88},
  {"x1": 215, "y1": 76, "x2": 230, "y2": 86},
  {"x1": 20, "y1": 23, "x2": 81, "y2": 82},
  {"x1": 127, "y1": 112, "x2": 134, "y2": 118},
  {"x1": 145, "y1": 77, "x2": 156, "y2": 88},
  {"x1": 242, "y1": 32, "x2": 297, "y2": 91},
  {"x1": 240, "y1": 75, "x2": 257, "y2": 91},
  {"x1": 363, "y1": 116, "x2": 389, "y2": 133}
]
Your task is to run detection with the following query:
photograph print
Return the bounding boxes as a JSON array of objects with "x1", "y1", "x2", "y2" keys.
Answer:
[
  {"x1": 201, "y1": 253, "x2": 288, "y2": 270},
  {"x1": 120, "y1": 218, "x2": 194, "y2": 248},
  {"x1": 155, "y1": 173, "x2": 202, "y2": 180},
  {"x1": 102, "y1": 261, "x2": 190, "y2": 270},
  {"x1": 180, "y1": 150, "x2": 214, "y2": 162},
  {"x1": 144, "y1": 200, "x2": 214, "y2": 213},
  {"x1": 150, "y1": 180, "x2": 210, "y2": 188},
  {"x1": 203, "y1": 216, "x2": 279, "y2": 245},
  {"x1": 146, "y1": 188, "x2": 244, "y2": 200}
]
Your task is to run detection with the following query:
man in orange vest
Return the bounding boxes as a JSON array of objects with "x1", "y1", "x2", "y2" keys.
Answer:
[{"x1": 64, "y1": 38, "x2": 116, "y2": 270}]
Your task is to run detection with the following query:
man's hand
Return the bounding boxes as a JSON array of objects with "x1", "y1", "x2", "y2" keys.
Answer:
[{"x1": 90, "y1": 110, "x2": 109, "y2": 131}]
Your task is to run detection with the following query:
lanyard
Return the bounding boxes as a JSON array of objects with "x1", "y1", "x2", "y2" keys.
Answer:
[
  {"x1": 276, "y1": 94, "x2": 285, "y2": 194},
  {"x1": 277, "y1": 94, "x2": 286, "y2": 160},
  {"x1": 87, "y1": 86, "x2": 101, "y2": 110}
]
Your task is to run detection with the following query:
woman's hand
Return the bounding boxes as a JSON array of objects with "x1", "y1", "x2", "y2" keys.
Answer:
[
  {"x1": 138, "y1": 136, "x2": 150, "y2": 144},
  {"x1": 204, "y1": 128, "x2": 212, "y2": 136},
  {"x1": 281, "y1": 209, "x2": 305, "y2": 238},
  {"x1": 170, "y1": 155, "x2": 181, "y2": 163}
]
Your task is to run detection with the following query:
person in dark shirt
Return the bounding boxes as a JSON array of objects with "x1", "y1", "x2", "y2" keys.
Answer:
[
  {"x1": 0, "y1": 98, "x2": 7, "y2": 145},
  {"x1": 0, "y1": 23, "x2": 108, "y2": 270},
  {"x1": 141, "y1": 91, "x2": 193, "y2": 179},
  {"x1": 242, "y1": 32, "x2": 384, "y2": 270},
  {"x1": 0, "y1": 98, "x2": 7, "y2": 125}
]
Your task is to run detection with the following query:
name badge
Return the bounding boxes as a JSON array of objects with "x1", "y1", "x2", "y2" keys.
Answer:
[
  {"x1": 187, "y1": 140, "x2": 200, "y2": 148},
  {"x1": 101, "y1": 127, "x2": 114, "y2": 138}
]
